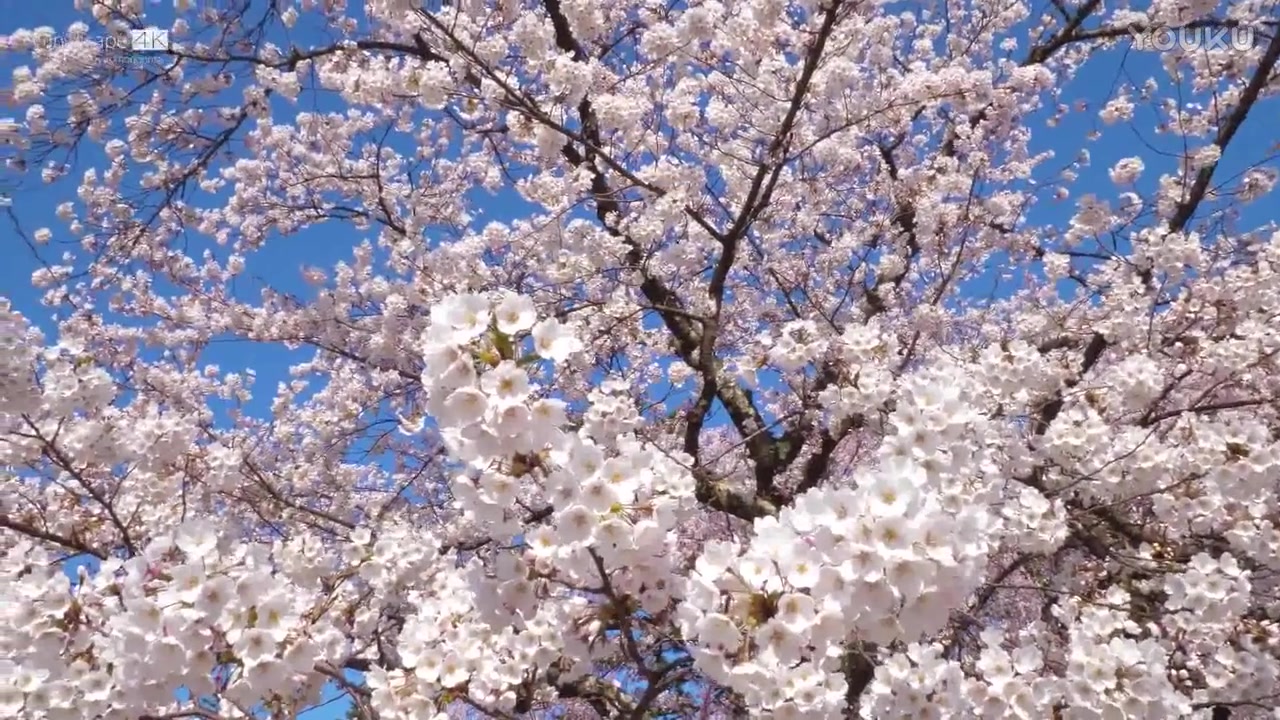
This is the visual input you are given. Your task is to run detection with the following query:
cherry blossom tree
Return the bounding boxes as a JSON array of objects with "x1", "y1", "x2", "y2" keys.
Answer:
[{"x1": 2, "y1": 0, "x2": 1280, "y2": 718}]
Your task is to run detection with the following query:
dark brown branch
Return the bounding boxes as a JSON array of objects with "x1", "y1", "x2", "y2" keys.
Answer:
[{"x1": 0, "y1": 515, "x2": 107, "y2": 560}]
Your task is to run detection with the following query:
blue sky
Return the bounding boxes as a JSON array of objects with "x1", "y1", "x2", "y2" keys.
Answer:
[{"x1": 2, "y1": 1, "x2": 1278, "y2": 718}]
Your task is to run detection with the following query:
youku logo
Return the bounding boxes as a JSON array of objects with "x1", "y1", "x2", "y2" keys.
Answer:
[{"x1": 1130, "y1": 23, "x2": 1257, "y2": 52}]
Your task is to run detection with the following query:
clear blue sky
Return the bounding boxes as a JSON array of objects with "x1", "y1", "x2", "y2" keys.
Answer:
[{"x1": 2, "y1": 1, "x2": 1276, "y2": 718}]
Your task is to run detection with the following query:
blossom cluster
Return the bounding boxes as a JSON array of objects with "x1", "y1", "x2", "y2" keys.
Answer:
[
  {"x1": 376, "y1": 293, "x2": 703, "y2": 716},
  {"x1": 675, "y1": 366, "x2": 1005, "y2": 717}
]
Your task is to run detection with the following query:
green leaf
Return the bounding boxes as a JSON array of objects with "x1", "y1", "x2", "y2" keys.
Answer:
[{"x1": 491, "y1": 327, "x2": 515, "y2": 360}]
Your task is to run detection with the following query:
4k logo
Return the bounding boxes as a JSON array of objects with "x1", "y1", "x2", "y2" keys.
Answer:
[{"x1": 129, "y1": 28, "x2": 169, "y2": 52}]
